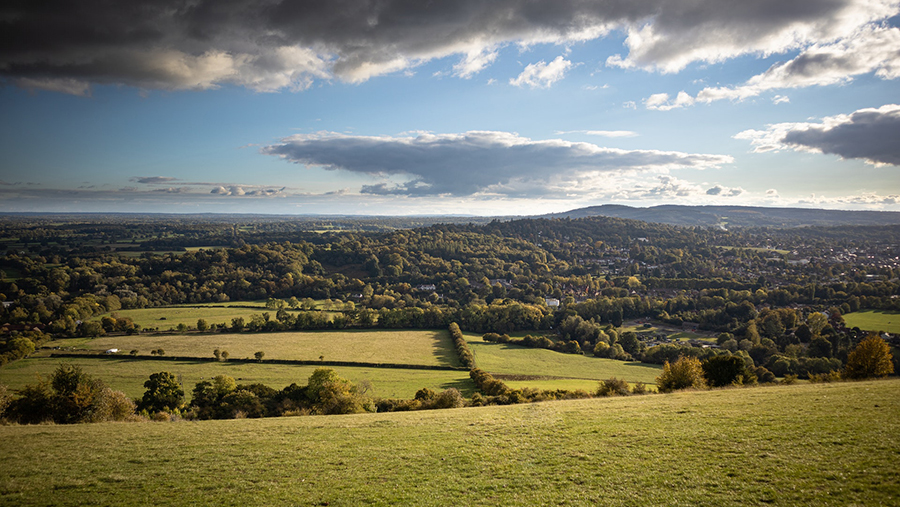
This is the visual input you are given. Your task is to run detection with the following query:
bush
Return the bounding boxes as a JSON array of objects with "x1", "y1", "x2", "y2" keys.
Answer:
[
  {"x1": 656, "y1": 356, "x2": 707, "y2": 393},
  {"x1": 753, "y1": 366, "x2": 777, "y2": 384},
  {"x1": 596, "y1": 378, "x2": 630, "y2": 397},
  {"x1": 808, "y1": 371, "x2": 842, "y2": 383},
  {"x1": 781, "y1": 374, "x2": 798, "y2": 385},
  {"x1": 631, "y1": 382, "x2": 649, "y2": 395}
]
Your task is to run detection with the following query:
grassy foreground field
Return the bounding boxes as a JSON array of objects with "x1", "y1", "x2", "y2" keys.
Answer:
[
  {"x1": 844, "y1": 310, "x2": 900, "y2": 334},
  {"x1": 1, "y1": 379, "x2": 897, "y2": 506},
  {"x1": 0, "y1": 357, "x2": 473, "y2": 400},
  {"x1": 49, "y1": 329, "x2": 459, "y2": 367}
]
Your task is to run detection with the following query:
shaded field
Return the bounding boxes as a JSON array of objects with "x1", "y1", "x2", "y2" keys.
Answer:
[
  {"x1": 465, "y1": 333, "x2": 661, "y2": 385},
  {"x1": 47, "y1": 329, "x2": 459, "y2": 367},
  {"x1": 844, "y1": 310, "x2": 900, "y2": 334},
  {"x1": 0, "y1": 380, "x2": 897, "y2": 506},
  {"x1": 0, "y1": 357, "x2": 472, "y2": 401}
]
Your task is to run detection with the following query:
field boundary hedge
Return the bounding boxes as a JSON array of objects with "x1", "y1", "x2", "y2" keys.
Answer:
[{"x1": 48, "y1": 353, "x2": 469, "y2": 372}]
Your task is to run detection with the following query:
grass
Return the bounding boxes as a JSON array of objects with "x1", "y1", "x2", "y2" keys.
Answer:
[
  {"x1": 844, "y1": 310, "x2": 900, "y2": 334},
  {"x1": 0, "y1": 379, "x2": 897, "y2": 506},
  {"x1": 91, "y1": 306, "x2": 271, "y2": 330},
  {"x1": 46, "y1": 329, "x2": 459, "y2": 367},
  {"x1": 466, "y1": 333, "x2": 661, "y2": 385},
  {"x1": 0, "y1": 357, "x2": 473, "y2": 401}
]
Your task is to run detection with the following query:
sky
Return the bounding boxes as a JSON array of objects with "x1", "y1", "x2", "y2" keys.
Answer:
[{"x1": 1, "y1": 0, "x2": 899, "y2": 216}]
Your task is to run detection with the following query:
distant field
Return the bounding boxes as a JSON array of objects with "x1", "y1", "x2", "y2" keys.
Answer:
[
  {"x1": 466, "y1": 333, "x2": 661, "y2": 385},
  {"x1": 844, "y1": 310, "x2": 900, "y2": 334},
  {"x1": 0, "y1": 357, "x2": 472, "y2": 400},
  {"x1": 92, "y1": 303, "x2": 347, "y2": 330},
  {"x1": 47, "y1": 329, "x2": 460, "y2": 367},
  {"x1": 0, "y1": 380, "x2": 897, "y2": 506},
  {"x1": 93, "y1": 306, "x2": 270, "y2": 330}
]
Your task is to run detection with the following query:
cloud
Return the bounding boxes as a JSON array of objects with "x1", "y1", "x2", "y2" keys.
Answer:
[
  {"x1": 510, "y1": 56, "x2": 573, "y2": 88},
  {"x1": 131, "y1": 176, "x2": 178, "y2": 184},
  {"x1": 644, "y1": 24, "x2": 900, "y2": 108},
  {"x1": 735, "y1": 104, "x2": 900, "y2": 166},
  {"x1": 706, "y1": 185, "x2": 744, "y2": 197},
  {"x1": 608, "y1": 0, "x2": 897, "y2": 73},
  {"x1": 4, "y1": 0, "x2": 895, "y2": 93},
  {"x1": 645, "y1": 91, "x2": 695, "y2": 111},
  {"x1": 262, "y1": 130, "x2": 732, "y2": 196},
  {"x1": 772, "y1": 95, "x2": 790, "y2": 105},
  {"x1": 695, "y1": 24, "x2": 900, "y2": 103},
  {"x1": 211, "y1": 185, "x2": 286, "y2": 197}
]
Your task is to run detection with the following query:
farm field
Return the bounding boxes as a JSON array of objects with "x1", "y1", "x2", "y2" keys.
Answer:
[
  {"x1": 46, "y1": 329, "x2": 459, "y2": 367},
  {"x1": 0, "y1": 379, "x2": 897, "y2": 506},
  {"x1": 844, "y1": 310, "x2": 900, "y2": 334},
  {"x1": 466, "y1": 334, "x2": 662, "y2": 385},
  {"x1": 93, "y1": 302, "x2": 345, "y2": 330},
  {"x1": 92, "y1": 306, "x2": 271, "y2": 330},
  {"x1": 0, "y1": 357, "x2": 473, "y2": 400}
]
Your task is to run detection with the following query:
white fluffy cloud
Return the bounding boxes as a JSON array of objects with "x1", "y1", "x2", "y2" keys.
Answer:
[
  {"x1": 510, "y1": 56, "x2": 573, "y2": 88},
  {"x1": 644, "y1": 23, "x2": 900, "y2": 108},
  {"x1": 262, "y1": 131, "x2": 732, "y2": 196},
  {"x1": 3, "y1": 0, "x2": 896, "y2": 93},
  {"x1": 735, "y1": 104, "x2": 900, "y2": 166}
]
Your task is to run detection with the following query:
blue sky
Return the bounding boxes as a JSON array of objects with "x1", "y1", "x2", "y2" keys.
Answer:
[{"x1": 1, "y1": 0, "x2": 899, "y2": 215}]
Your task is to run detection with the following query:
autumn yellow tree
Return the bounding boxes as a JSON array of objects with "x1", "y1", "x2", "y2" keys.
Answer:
[{"x1": 844, "y1": 335, "x2": 894, "y2": 379}]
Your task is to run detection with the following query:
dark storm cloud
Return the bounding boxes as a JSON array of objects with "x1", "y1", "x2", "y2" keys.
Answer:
[
  {"x1": 262, "y1": 131, "x2": 732, "y2": 196},
  {"x1": 736, "y1": 104, "x2": 900, "y2": 166},
  {"x1": 2, "y1": 0, "x2": 894, "y2": 93}
]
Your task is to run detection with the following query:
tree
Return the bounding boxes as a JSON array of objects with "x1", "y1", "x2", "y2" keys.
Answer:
[
  {"x1": 656, "y1": 356, "x2": 707, "y2": 393},
  {"x1": 701, "y1": 355, "x2": 755, "y2": 387},
  {"x1": 139, "y1": 372, "x2": 184, "y2": 414},
  {"x1": 197, "y1": 318, "x2": 209, "y2": 332},
  {"x1": 844, "y1": 335, "x2": 894, "y2": 379},
  {"x1": 254, "y1": 351, "x2": 265, "y2": 362}
]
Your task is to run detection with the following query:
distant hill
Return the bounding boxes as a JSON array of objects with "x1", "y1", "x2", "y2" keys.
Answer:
[{"x1": 542, "y1": 205, "x2": 900, "y2": 228}]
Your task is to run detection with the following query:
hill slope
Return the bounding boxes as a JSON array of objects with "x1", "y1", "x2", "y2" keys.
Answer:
[
  {"x1": 1, "y1": 379, "x2": 897, "y2": 506},
  {"x1": 544, "y1": 204, "x2": 900, "y2": 228}
]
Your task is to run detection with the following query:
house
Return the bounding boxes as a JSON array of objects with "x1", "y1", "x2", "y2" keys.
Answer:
[{"x1": 545, "y1": 298, "x2": 560, "y2": 307}]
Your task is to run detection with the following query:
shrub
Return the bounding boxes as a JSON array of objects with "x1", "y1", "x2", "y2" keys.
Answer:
[
  {"x1": 781, "y1": 374, "x2": 798, "y2": 385},
  {"x1": 808, "y1": 371, "x2": 842, "y2": 383},
  {"x1": 753, "y1": 366, "x2": 777, "y2": 384},
  {"x1": 597, "y1": 378, "x2": 630, "y2": 397},
  {"x1": 430, "y1": 388, "x2": 466, "y2": 409},
  {"x1": 656, "y1": 356, "x2": 707, "y2": 393},
  {"x1": 844, "y1": 335, "x2": 894, "y2": 379},
  {"x1": 631, "y1": 382, "x2": 649, "y2": 395}
]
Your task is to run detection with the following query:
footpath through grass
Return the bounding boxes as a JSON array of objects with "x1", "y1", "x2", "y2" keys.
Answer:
[{"x1": 0, "y1": 379, "x2": 897, "y2": 506}]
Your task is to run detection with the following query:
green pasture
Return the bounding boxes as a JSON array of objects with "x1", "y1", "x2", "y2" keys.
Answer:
[
  {"x1": 1, "y1": 380, "x2": 897, "y2": 506},
  {"x1": 466, "y1": 333, "x2": 661, "y2": 385},
  {"x1": 93, "y1": 306, "x2": 270, "y2": 330},
  {"x1": 844, "y1": 310, "x2": 900, "y2": 334},
  {"x1": 0, "y1": 357, "x2": 472, "y2": 401},
  {"x1": 47, "y1": 329, "x2": 458, "y2": 367}
]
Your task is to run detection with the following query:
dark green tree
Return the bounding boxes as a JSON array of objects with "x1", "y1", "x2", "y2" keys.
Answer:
[{"x1": 139, "y1": 372, "x2": 184, "y2": 414}]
